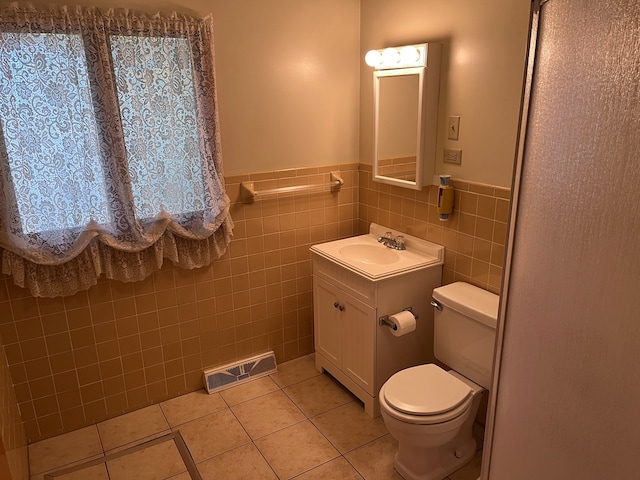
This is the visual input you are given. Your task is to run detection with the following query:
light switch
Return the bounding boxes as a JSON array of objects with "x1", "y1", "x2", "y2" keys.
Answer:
[{"x1": 447, "y1": 116, "x2": 460, "y2": 140}]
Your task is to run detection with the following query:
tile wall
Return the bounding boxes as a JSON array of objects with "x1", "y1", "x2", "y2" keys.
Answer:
[
  {"x1": 0, "y1": 163, "x2": 359, "y2": 443},
  {"x1": 0, "y1": 336, "x2": 28, "y2": 480},
  {"x1": 0, "y1": 161, "x2": 508, "y2": 447},
  {"x1": 357, "y1": 164, "x2": 510, "y2": 294}
]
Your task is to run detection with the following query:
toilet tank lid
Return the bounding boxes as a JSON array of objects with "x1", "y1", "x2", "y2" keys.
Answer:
[{"x1": 433, "y1": 282, "x2": 499, "y2": 329}]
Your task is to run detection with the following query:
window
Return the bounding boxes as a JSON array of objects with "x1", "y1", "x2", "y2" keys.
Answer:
[
  {"x1": 1, "y1": 32, "x2": 111, "y2": 234},
  {"x1": 110, "y1": 35, "x2": 206, "y2": 221},
  {"x1": 0, "y1": 5, "x2": 233, "y2": 297}
]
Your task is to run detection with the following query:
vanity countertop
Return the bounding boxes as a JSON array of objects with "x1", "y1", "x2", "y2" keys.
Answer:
[{"x1": 310, "y1": 223, "x2": 443, "y2": 280}]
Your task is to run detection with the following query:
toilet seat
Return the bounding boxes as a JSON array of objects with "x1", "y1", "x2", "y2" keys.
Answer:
[{"x1": 382, "y1": 364, "x2": 473, "y2": 424}]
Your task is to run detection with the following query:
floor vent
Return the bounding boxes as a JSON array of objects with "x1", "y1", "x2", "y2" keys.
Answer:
[{"x1": 203, "y1": 351, "x2": 277, "y2": 394}]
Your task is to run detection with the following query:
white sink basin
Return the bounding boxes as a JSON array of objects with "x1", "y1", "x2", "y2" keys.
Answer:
[
  {"x1": 340, "y1": 244, "x2": 400, "y2": 265},
  {"x1": 310, "y1": 224, "x2": 444, "y2": 280}
]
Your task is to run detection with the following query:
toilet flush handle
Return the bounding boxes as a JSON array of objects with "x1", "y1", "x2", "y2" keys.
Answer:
[{"x1": 430, "y1": 300, "x2": 443, "y2": 311}]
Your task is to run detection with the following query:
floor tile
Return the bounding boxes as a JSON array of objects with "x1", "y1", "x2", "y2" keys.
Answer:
[
  {"x1": 345, "y1": 434, "x2": 403, "y2": 480},
  {"x1": 176, "y1": 408, "x2": 250, "y2": 463},
  {"x1": 160, "y1": 389, "x2": 227, "y2": 427},
  {"x1": 106, "y1": 439, "x2": 186, "y2": 480},
  {"x1": 219, "y1": 376, "x2": 280, "y2": 406},
  {"x1": 231, "y1": 390, "x2": 305, "y2": 439},
  {"x1": 30, "y1": 454, "x2": 106, "y2": 480},
  {"x1": 449, "y1": 449, "x2": 483, "y2": 480},
  {"x1": 97, "y1": 405, "x2": 170, "y2": 452},
  {"x1": 167, "y1": 473, "x2": 192, "y2": 480},
  {"x1": 28, "y1": 425, "x2": 103, "y2": 475},
  {"x1": 197, "y1": 443, "x2": 277, "y2": 480},
  {"x1": 255, "y1": 420, "x2": 339, "y2": 479},
  {"x1": 311, "y1": 401, "x2": 388, "y2": 453},
  {"x1": 56, "y1": 463, "x2": 109, "y2": 479},
  {"x1": 168, "y1": 472, "x2": 193, "y2": 480},
  {"x1": 26, "y1": 355, "x2": 482, "y2": 480},
  {"x1": 270, "y1": 355, "x2": 320, "y2": 388},
  {"x1": 284, "y1": 373, "x2": 355, "y2": 417},
  {"x1": 292, "y1": 457, "x2": 363, "y2": 480}
]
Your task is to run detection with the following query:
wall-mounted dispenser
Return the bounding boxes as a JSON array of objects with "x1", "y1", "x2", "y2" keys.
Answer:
[{"x1": 437, "y1": 175, "x2": 454, "y2": 221}]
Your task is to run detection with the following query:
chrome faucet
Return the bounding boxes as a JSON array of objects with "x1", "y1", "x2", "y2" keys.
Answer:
[{"x1": 377, "y1": 231, "x2": 406, "y2": 250}]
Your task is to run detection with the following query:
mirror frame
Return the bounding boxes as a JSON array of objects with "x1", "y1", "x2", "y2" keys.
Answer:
[
  {"x1": 373, "y1": 67, "x2": 426, "y2": 190},
  {"x1": 367, "y1": 42, "x2": 441, "y2": 191}
]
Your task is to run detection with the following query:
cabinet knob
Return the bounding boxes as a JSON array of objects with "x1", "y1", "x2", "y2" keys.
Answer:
[{"x1": 339, "y1": 305, "x2": 345, "y2": 311}]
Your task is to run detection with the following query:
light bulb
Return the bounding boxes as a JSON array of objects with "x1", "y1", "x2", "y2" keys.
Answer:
[
  {"x1": 364, "y1": 50, "x2": 382, "y2": 67},
  {"x1": 400, "y1": 46, "x2": 420, "y2": 64},
  {"x1": 382, "y1": 48, "x2": 400, "y2": 66}
]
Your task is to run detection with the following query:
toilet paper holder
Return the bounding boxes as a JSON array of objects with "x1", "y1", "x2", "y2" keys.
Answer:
[{"x1": 379, "y1": 307, "x2": 419, "y2": 330}]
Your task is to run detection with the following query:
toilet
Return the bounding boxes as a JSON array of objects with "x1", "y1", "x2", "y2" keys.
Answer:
[{"x1": 379, "y1": 282, "x2": 499, "y2": 480}]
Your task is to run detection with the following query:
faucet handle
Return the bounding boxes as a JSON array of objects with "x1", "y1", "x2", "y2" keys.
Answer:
[
  {"x1": 396, "y1": 235, "x2": 405, "y2": 250},
  {"x1": 384, "y1": 231, "x2": 394, "y2": 240}
]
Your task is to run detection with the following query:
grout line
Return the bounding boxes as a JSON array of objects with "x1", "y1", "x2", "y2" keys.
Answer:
[
  {"x1": 44, "y1": 431, "x2": 178, "y2": 478},
  {"x1": 221, "y1": 378, "x2": 283, "y2": 479}
]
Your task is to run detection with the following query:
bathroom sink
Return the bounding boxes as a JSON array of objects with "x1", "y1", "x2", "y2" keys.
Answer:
[
  {"x1": 340, "y1": 244, "x2": 400, "y2": 265},
  {"x1": 310, "y1": 223, "x2": 444, "y2": 280}
]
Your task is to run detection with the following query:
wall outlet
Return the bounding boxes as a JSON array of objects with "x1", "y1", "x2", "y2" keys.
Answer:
[{"x1": 443, "y1": 148, "x2": 462, "y2": 165}]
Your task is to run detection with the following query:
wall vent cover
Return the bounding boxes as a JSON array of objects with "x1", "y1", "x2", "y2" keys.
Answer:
[{"x1": 203, "y1": 351, "x2": 277, "y2": 394}]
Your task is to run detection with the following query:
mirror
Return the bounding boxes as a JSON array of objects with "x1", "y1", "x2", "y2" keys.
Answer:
[
  {"x1": 368, "y1": 43, "x2": 441, "y2": 190},
  {"x1": 374, "y1": 68, "x2": 423, "y2": 187}
]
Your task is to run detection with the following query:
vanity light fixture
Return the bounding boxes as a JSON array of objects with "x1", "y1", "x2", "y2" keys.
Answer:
[{"x1": 365, "y1": 44, "x2": 427, "y2": 70}]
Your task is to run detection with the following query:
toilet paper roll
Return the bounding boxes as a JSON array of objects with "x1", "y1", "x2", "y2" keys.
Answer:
[{"x1": 388, "y1": 310, "x2": 416, "y2": 337}]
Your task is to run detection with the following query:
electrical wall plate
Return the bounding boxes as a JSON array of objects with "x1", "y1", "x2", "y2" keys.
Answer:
[
  {"x1": 443, "y1": 148, "x2": 462, "y2": 165},
  {"x1": 447, "y1": 116, "x2": 460, "y2": 140}
]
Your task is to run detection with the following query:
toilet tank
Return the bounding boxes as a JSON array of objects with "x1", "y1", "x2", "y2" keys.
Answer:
[{"x1": 433, "y1": 282, "x2": 499, "y2": 389}]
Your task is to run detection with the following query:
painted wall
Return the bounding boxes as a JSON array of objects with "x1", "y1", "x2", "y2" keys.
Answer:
[
  {"x1": 360, "y1": 0, "x2": 531, "y2": 187},
  {"x1": 18, "y1": 0, "x2": 362, "y2": 175},
  {"x1": 209, "y1": 0, "x2": 361, "y2": 175},
  {"x1": 487, "y1": 0, "x2": 640, "y2": 478}
]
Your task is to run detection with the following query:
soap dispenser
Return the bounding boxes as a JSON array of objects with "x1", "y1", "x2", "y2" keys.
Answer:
[{"x1": 437, "y1": 175, "x2": 454, "y2": 221}]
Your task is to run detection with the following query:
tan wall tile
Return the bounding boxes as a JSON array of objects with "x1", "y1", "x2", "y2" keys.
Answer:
[
  {"x1": 495, "y1": 198, "x2": 510, "y2": 222},
  {"x1": 73, "y1": 346, "x2": 98, "y2": 368},
  {"x1": 24, "y1": 358, "x2": 52, "y2": 380},
  {"x1": 41, "y1": 312, "x2": 69, "y2": 336},
  {"x1": 103, "y1": 376, "x2": 125, "y2": 395},
  {"x1": 21, "y1": 337, "x2": 47, "y2": 362},
  {"x1": 77, "y1": 364, "x2": 101, "y2": 387},
  {"x1": 50, "y1": 352, "x2": 75, "y2": 374},
  {"x1": 66, "y1": 307, "x2": 92, "y2": 330},
  {"x1": 60, "y1": 406, "x2": 87, "y2": 431}
]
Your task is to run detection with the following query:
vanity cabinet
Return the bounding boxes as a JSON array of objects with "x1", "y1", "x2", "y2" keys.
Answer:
[
  {"x1": 312, "y1": 248, "x2": 443, "y2": 418},
  {"x1": 314, "y1": 277, "x2": 376, "y2": 395}
]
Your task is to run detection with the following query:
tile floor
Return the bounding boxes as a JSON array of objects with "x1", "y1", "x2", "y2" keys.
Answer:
[{"x1": 28, "y1": 354, "x2": 483, "y2": 480}]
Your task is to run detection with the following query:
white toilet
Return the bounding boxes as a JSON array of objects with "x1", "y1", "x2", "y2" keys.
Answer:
[{"x1": 379, "y1": 282, "x2": 499, "y2": 480}]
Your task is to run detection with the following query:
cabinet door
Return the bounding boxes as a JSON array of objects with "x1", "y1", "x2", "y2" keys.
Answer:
[
  {"x1": 342, "y1": 294, "x2": 376, "y2": 395},
  {"x1": 314, "y1": 278, "x2": 342, "y2": 368}
]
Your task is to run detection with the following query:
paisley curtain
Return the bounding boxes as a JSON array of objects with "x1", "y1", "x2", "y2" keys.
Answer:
[{"x1": 0, "y1": 4, "x2": 233, "y2": 297}]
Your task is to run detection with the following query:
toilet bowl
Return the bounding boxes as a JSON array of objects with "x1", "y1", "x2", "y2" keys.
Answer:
[{"x1": 378, "y1": 282, "x2": 499, "y2": 480}]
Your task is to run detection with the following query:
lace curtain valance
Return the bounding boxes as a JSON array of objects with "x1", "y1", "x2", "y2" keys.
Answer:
[{"x1": 0, "y1": 4, "x2": 233, "y2": 297}]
